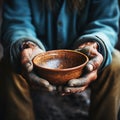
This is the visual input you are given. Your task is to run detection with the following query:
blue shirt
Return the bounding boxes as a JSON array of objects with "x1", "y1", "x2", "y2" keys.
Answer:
[{"x1": 1, "y1": 0, "x2": 119, "y2": 70}]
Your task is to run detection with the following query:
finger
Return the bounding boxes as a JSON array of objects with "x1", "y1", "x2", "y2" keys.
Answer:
[
  {"x1": 67, "y1": 78, "x2": 87, "y2": 87},
  {"x1": 76, "y1": 42, "x2": 98, "y2": 56},
  {"x1": 28, "y1": 72, "x2": 49, "y2": 87},
  {"x1": 68, "y1": 70, "x2": 97, "y2": 87},
  {"x1": 31, "y1": 47, "x2": 45, "y2": 59},
  {"x1": 61, "y1": 86, "x2": 88, "y2": 96},
  {"x1": 61, "y1": 70, "x2": 97, "y2": 95},
  {"x1": 75, "y1": 46, "x2": 90, "y2": 56},
  {"x1": 28, "y1": 72, "x2": 55, "y2": 91},
  {"x1": 86, "y1": 53, "x2": 103, "y2": 72},
  {"x1": 21, "y1": 48, "x2": 33, "y2": 72},
  {"x1": 78, "y1": 42, "x2": 98, "y2": 49}
]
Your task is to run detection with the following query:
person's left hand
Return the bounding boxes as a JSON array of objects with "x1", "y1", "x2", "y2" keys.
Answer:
[{"x1": 57, "y1": 42, "x2": 103, "y2": 95}]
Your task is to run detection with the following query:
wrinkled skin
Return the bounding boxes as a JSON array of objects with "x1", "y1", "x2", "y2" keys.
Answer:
[
  {"x1": 20, "y1": 41, "x2": 103, "y2": 95},
  {"x1": 59, "y1": 42, "x2": 103, "y2": 95},
  {"x1": 20, "y1": 41, "x2": 55, "y2": 91}
]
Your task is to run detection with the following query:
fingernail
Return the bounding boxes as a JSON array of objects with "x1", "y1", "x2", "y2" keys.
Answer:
[
  {"x1": 88, "y1": 64, "x2": 93, "y2": 71},
  {"x1": 48, "y1": 85, "x2": 54, "y2": 92},
  {"x1": 26, "y1": 62, "x2": 31, "y2": 67},
  {"x1": 25, "y1": 62, "x2": 33, "y2": 72},
  {"x1": 43, "y1": 81, "x2": 50, "y2": 87},
  {"x1": 61, "y1": 93, "x2": 65, "y2": 96},
  {"x1": 25, "y1": 62, "x2": 32, "y2": 71},
  {"x1": 65, "y1": 89, "x2": 70, "y2": 93},
  {"x1": 68, "y1": 79, "x2": 76, "y2": 87}
]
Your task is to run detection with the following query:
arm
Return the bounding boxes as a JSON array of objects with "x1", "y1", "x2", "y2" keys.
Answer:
[
  {"x1": 1, "y1": 0, "x2": 45, "y2": 71},
  {"x1": 1, "y1": 0, "x2": 55, "y2": 91},
  {"x1": 59, "y1": 0, "x2": 119, "y2": 95},
  {"x1": 74, "y1": 0, "x2": 119, "y2": 69}
]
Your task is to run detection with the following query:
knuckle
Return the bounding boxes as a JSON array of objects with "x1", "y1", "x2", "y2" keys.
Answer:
[
  {"x1": 94, "y1": 60, "x2": 100, "y2": 68},
  {"x1": 92, "y1": 71, "x2": 98, "y2": 81}
]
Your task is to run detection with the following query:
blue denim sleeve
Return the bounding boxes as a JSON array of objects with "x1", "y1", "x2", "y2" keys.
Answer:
[
  {"x1": 74, "y1": 0, "x2": 119, "y2": 70},
  {"x1": 1, "y1": 0, "x2": 45, "y2": 70}
]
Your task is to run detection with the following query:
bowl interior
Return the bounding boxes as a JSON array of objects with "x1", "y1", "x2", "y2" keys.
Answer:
[{"x1": 33, "y1": 50, "x2": 88, "y2": 70}]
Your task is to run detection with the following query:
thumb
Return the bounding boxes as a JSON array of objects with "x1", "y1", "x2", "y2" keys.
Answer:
[{"x1": 21, "y1": 48, "x2": 33, "y2": 72}]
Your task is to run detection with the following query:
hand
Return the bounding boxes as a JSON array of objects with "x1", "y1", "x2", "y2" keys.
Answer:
[
  {"x1": 20, "y1": 41, "x2": 55, "y2": 91},
  {"x1": 58, "y1": 42, "x2": 103, "y2": 95}
]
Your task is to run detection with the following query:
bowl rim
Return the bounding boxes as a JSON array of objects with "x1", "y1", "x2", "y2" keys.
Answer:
[{"x1": 32, "y1": 49, "x2": 89, "y2": 72}]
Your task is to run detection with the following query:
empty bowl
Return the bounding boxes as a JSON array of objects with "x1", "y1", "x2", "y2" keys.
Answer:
[{"x1": 33, "y1": 49, "x2": 89, "y2": 85}]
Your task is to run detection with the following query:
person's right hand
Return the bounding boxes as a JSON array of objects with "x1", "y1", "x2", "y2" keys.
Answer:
[{"x1": 20, "y1": 41, "x2": 55, "y2": 91}]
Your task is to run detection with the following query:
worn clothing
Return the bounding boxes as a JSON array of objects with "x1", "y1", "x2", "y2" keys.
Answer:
[
  {"x1": 0, "y1": 0, "x2": 120, "y2": 120},
  {"x1": 0, "y1": 49, "x2": 120, "y2": 120},
  {"x1": 1, "y1": 0, "x2": 119, "y2": 70},
  {"x1": 90, "y1": 49, "x2": 120, "y2": 120}
]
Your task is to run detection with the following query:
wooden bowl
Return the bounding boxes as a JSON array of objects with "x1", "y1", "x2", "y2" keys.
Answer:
[{"x1": 33, "y1": 50, "x2": 89, "y2": 85}]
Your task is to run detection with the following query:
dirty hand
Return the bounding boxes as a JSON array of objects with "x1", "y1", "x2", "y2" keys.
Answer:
[
  {"x1": 20, "y1": 41, "x2": 55, "y2": 91},
  {"x1": 58, "y1": 42, "x2": 103, "y2": 95}
]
